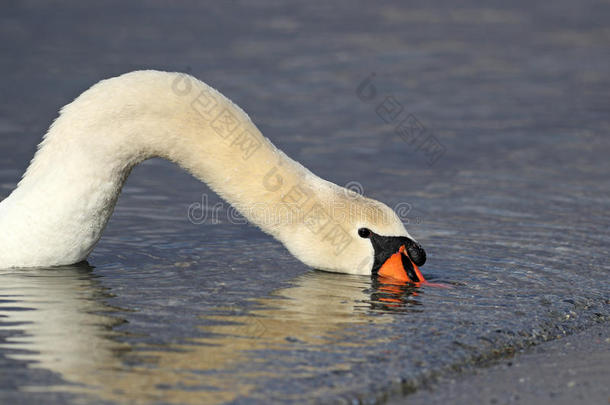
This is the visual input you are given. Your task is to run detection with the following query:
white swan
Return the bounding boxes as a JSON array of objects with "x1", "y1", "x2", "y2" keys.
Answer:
[{"x1": 0, "y1": 71, "x2": 425, "y2": 278}]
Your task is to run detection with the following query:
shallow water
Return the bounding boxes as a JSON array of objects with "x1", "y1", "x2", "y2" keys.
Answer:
[{"x1": 1, "y1": 1, "x2": 609, "y2": 403}]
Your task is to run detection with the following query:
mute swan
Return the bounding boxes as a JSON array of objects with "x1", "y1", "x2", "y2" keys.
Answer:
[{"x1": 0, "y1": 71, "x2": 425, "y2": 279}]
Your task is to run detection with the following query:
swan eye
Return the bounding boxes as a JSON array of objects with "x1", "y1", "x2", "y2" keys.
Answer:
[{"x1": 358, "y1": 228, "x2": 371, "y2": 238}]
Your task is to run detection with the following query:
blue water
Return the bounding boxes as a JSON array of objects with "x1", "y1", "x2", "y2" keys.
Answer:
[{"x1": 1, "y1": 1, "x2": 609, "y2": 403}]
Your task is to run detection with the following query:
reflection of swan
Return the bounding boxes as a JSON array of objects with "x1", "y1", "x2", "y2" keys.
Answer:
[
  {"x1": 0, "y1": 265, "x2": 128, "y2": 394},
  {"x1": 0, "y1": 71, "x2": 425, "y2": 279},
  {"x1": 0, "y1": 265, "x2": 420, "y2": 404}
]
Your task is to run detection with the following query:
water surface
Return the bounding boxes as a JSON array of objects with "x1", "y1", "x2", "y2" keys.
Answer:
[{"x1": 1, "y1": 0, "x2": 609, "y2": 403}]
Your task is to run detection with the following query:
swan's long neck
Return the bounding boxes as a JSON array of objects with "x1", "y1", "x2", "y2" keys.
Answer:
[{"x1": 0, "y1": 71, "x2": 330, "y2": 268}]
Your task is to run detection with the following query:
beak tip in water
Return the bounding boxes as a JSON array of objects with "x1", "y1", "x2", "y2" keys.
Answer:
[{"x1": 377, "y1": 245, "x2": 426, "y2": 284}]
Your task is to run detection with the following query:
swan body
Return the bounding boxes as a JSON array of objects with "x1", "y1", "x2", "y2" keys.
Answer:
[{"x1": 0, "y1": 71, "x2": 418, "y2": 274}]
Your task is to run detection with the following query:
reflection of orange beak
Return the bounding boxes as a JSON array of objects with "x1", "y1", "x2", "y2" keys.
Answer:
[
  {"x1": 377, "y1": 283, "x2": 417, "y2": 303},
  {"x1": 378, "y1": 245, "x2": 426, "y2": 283}
]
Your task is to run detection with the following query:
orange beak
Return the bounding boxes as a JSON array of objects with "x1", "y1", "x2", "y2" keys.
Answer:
[{"x1": 378, "y1": 245, "x2": 426, "y2": 284}]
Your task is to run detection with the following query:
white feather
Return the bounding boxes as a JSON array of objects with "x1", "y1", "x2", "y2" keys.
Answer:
[{"x1": 0, "y1": 71, "x2": 411, "y2": 273}]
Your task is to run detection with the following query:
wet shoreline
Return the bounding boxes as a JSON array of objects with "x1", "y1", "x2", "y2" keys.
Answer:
[
  {"x1": 321, "y1": 306, "x2": 608, "y2": 404},
  {"x1": 387, "y1": 321, "x2": 609, "y2": 404}
]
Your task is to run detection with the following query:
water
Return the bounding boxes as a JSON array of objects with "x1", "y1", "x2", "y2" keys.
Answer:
[{"x1": 1, "y1": 1, "x2": 609, "y2": 403}]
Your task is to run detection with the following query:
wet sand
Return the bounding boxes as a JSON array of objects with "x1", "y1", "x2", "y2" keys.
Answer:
[{"x1": 388, "y1": 321, "x2": 610, "y2": 405}]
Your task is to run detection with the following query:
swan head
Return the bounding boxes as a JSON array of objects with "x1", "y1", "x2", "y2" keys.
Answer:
[{"x1": 278, "y1": 185, "x2": 426, "y2": 280}]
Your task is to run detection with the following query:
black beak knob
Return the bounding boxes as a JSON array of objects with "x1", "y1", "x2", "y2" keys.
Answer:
[{"x1": 405, "y1": 239, "x2": 426, "y2": 267}]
